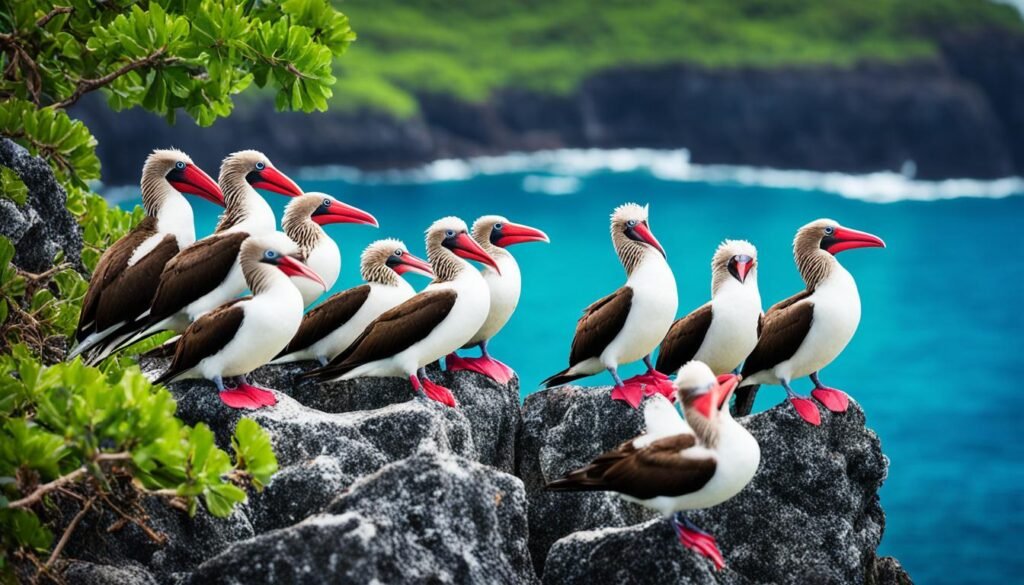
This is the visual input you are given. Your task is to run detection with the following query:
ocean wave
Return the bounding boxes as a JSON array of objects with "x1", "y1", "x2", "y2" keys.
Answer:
[{"x1": 299, "y1": 148, "x2": 1024, "y2": 204}]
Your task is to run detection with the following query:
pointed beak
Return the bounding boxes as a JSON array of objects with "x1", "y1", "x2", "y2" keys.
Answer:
[
  {"x1": 826, "y1": 226, "x2": 886, "y2": 255},
  {"x1": 394, "y1": 251, "x2": 435, "y2": 278},
  {"x1": 715, "y1": 373, "x2": 741, "y2": 410},
  {"x1": 632, "y1": 222, "x2": 666, "y2": 258},
  {"x1": 250, "y1": 166, "x2": 304, "y2": 197},
  {"x1": 169, "y1": 164, "x2": 225, "y2": 207},
  {"x1": 314, "y1": 200, "x2": 379, "y2": 227},
  {"x1": 693, "y1": 391, "x2": 714, "y2": 419},
  {"x1": 452, "y1": 233, "x2": 501, "y2": 274},
  {"x1": 495, "y1": 222, "x2": 550, "y2": 247},
  {"x1": 731, "y1": 256, "x2": 753, "y2": 283},
  {"x1": 277, "y1": 255, "x2": 326, "y2": 290}
]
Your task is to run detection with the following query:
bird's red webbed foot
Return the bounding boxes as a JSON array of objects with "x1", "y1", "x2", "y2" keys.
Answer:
[
  {"x1": 610, "y1": 381, "x2": 646, "y2": 409},
  {"x1": 621, "y1": 371, "x2": 675, "y2": 401},
  {"x1": 672, "y1": 515, "x2": 725, "y2": 570},
  {"x1": 413, "y1": 375, "x2": 457, "y2": 408},
  {"x1": 788, "y1": 396, "x2": 821, "y2": 425},
  {"x1": 218, "y1": 389, "x2": 261, "y2": 409},
  {"x1": 232, "y1": 382, "x2": 278, "y2": 407},
  {"x1": 811, "y1": 387, "x2": 849, "y2": 412},
  {"x1": 445, "y1": 353, "x2": 515, "y2": 385}
]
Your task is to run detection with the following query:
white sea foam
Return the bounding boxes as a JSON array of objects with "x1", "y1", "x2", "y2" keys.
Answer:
[{"x1": 295, "y1": 148, "x2": 1024, "y2": 204}]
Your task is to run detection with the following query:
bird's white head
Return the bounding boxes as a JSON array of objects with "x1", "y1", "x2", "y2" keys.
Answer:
[
  {"x1": 283, "y1": 192, "x2": 378, "y2": 233},
  {"x1": 712, "y1": 239, "x2": 758, "y2": 294},
  {"x1": 240, "y1": 233, "x2": 325, "y2": 294},
  {"x1": 142, "y1": 148, "x2": 224, "y2": 212},
  {"x1": 472, "y1": 215, "x2": 550, "y2": 249},
  {"x1": 610, "y1": 203, "x2": 665, "y2": 274},
  {"x1": 361, "y1": 238, "x2": 435, "y2": 284},
  {"x1": 794, "y1": 219, "x2": 886, "y2": 289},
  {"x1": 220, "y1": 150, "x2": 304, "y2": 199},
  {"x1": 426, "y1": 216, "x2": 501, "y2": 280},
  {"x1": 675, "y1": 361, "x2": 742, "y2": 421}
]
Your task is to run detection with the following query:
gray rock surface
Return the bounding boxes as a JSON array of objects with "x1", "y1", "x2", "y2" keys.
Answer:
[
  {"x1": 534, "y1": 391, "x2": 892, "y2": 585},
  {"x1": 187, "y1": 452, "x2": 538, "y2": 585},
  {"x1": 0, "y1": 137, "x2": 83, "y2": 272},
  {"x1": 64, "y1": 561, "x2": 158, "y2": 585}
]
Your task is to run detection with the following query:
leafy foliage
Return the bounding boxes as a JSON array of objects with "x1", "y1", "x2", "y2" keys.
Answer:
[{"x1": 0, "y1": 345, "x2": 278, "y2": 571}]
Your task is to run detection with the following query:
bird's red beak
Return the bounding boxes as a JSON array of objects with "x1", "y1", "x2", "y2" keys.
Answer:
[
  {"x1": 733, "y1": 257, "x2": 753, "y2": 283},
  {"x1": 313, "y1": 200, "x2": 379, "y2": 227},
  {"x1": 393, "y1": 251, "x2": 435, "y2": 278},
  {"x1": 633, "y1": 222, "x2": 666, "y2": 258},
  {"x1": 826, "y1": 227, "x2": 886, "y2": 255},
  {"x1": 693, "y1": 390, "x2": 715, "y2": 419},
  {"x1": 452, "y1": 233, "x2": 501, "y2": 274},
  {"x1": 169, "y1": 164, "x2": 225, "y2": 207},
  {"x1": 494, "y1": 222, "x2": 550, "y2": 247},
  {"x1": 277, "y1": 255, "x2": 326, "y2": 290},
  {"x1": 716, "y1": 373, "x2": 741, "y2": 410},
  {"x1": 250, "y1": 166, "x2": 304, "y2": 197}
]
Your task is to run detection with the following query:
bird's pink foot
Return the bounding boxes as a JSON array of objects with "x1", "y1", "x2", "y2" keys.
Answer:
[
  {"x1": 811, "y1": 387, "x2": 849, "y2": 412},
  {"x1": 445, "y1": 353, "x2": 515, "y2": 385},
  {"x1": 421, "y1": 378, "x2": 458, "y2": 408},
  {"x1": 218, "y1": 389, "x2": 261, "y2": 410},
  {"x1": 233, "y1": 383, "x2": 278, "y2": 407},
  {"x1": 673, "y1": 521, "x2": 725, "y2": 570},
  {"x1": 610, "y1": 382, "x2": 646, "y2": 409},
  {"x1": 789, "y1": 396, "x2": 821, "y2": 425},
  {"x1": 621, "y1": 373, "x2": 675, "y2": 401}
]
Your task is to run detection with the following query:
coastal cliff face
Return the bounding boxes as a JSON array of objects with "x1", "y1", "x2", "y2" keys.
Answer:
[
  {"x1": 75, "y1": 29, "x2": 1024, "y2": 184},
  {"x1": 55, "y1": 359, "x2": 910, "y2": 585}
]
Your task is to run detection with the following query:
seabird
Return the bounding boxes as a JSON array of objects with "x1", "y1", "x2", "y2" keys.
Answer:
[
  {"x1": 273, "y1": 238, "x2": 434, "y2": 366},
  {"x1": 446, "y1": 215, "x2": 549, "y2": 384},
  {"x1": 733, "y1": 219, "x2": 885, "y2": 425},
  {"x1": 299, "y1": 217, "x2": 500, "y2": 407},
  {"x1": 94, "y1": 150, "x2": 305, "y2": 360},
  {"x1": 542, "y1": 203, "x2": 678, "y2": 408},
  {"x1": 281, "y1": 192, "x2": 379, "y2": 307},
  {"x1": 656, "y1": 240, "x2": 762, "y2": 377},
  {"x1": 547, "y1": 361, "x2": 760, "y2": 570},
  {"x1": 154, "y1": 234, "x2": 324, "y2": 409},
  {"x1": 69, "y1": 149, "x2": 224, "y2": 361}
]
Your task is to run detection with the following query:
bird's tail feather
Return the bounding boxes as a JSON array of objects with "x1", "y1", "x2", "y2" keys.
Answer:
[{"x1": 541, "y1": 367, "x2": 586, "y2": 389}]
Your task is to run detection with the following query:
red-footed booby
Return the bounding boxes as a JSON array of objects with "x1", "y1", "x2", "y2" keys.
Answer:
[
  {"x1": 733, "y1": 219, "x2": 885, "y2": 425},
  {"x1": 154, "y1": 234, "x2": 324, "y2": 409},
  {"x1": 446, "y1": 215, "x2": 549, "y2": 384},
  {"x1": 299, "y1": 217, "x2": 500, "y2": 407},
  {"x1": 547, "y1": 361, "x2": 760, "y2": 570},
  {"x1": 273, "y1": 238, "x2": 434, "y2": 366},
  {"x1": 656, "y1": 240, "x2": 762, "y2": 377},
  {"x1": 69, "y1": 148, "x2": 224, "y2": 362},
  {"x1": 542, "y1": 203, "x2": 678, "y2": 407},
  {"x1": 95, "y1": 150, "x2": 305, "y2": 360},
  {"x1": 281, "y1": 192, "x2": 379, "y2": 307}
]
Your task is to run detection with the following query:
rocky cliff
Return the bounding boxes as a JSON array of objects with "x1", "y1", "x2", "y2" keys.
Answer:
[
  {"x1": 74, "y1": 29, "x2": 1024, "y2": 184},
  {"x1": 52, "y1": 357, "x2": 911, "y2": 585}
]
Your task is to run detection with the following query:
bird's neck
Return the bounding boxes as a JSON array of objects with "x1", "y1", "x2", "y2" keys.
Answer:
[
  {"x1": 362, "y1": 263, "x2": 402, "y2": 287},
  {"x1": 795, "y1": 247, "x2": 838, "y2": 292},
  {"x1": 283, "y1": 216, "x2": 325, "y2": 256},
  {"x1": 427, "y1": 248, "x2": 465, "y2": 284},
  {"x1": 712, "y1": 271, "x2": 758, "y2": 301},
  {"x1": 154, "y1": 193, "x2": 196, "y2": 247},
  {"x1": 683, "y1": 410, "x2": 720, "y2": 450},
  {"x1": 217, "y1": 178, "x2": 275, "y2": 234}
]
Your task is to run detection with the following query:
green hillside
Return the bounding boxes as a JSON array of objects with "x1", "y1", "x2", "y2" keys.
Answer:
[{"x1": 330, "y1": 0, "x2": 1023, "y2": 116}]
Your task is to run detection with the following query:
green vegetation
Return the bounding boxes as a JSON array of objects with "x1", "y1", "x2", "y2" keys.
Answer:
[
  {"x1": 0, "y1": 1, "x2": 355, "y2": 579},
  {"x1": 332, "y1": 0, "x2": 1024, "y2": 116}
]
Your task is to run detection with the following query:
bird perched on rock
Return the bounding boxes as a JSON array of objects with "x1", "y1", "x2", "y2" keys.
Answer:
[
  {"x1": 273, "y1": 238, "x2": 434, "y2": 366},
  {"x1": 300, "y1": 217, "x2": 499, "y2": 407},
  {"x1": 98, "y1": 150, "x2": 305, "y2": 359},
  {"x1": 446, "y1": 215, "x2": 549, "y2": 384},
  {"x1": 656, "y1": 240, "x2": 762, "y2": 377},
  {"x1": 154, "y1": 234, "x2": 325, "y2": 409},
  {"x1": 547, "y1": 361, "x2": 760, "y2": 570},
  {"x1": 280, "y1": 192, "x2": 379, "y2": 307},
  {"x1": 542, "y1": 203, "x2": 677, "y2": 407},
  {"x1": 69, "y1": 148, "x2": 224, "y2": 362},
  {"x1": 733, "y1": 219, "x2": 885, "y2": 425}
]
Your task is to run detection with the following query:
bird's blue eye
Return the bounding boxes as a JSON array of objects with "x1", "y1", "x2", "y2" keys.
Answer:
[
  {"x1": 175, "y1": 161, "x2": 186, "y2": 169},
  {"x1": 824, "y1": 226, "x2": 835, "y2": 235},
  {"x1": 394, "y1": 249, "x2": 403, "y2": 256},
  {"x1": 445, "y1": 229, "x2": 455, "y2": 237},
  {"x1": 255, "y1": 161, "x2": 265, "y2": 170},
  {"x1": 627, "y1": 219, "x2": 637, "y2": 227},
  {"x1": 323, "y1": 199, "x2": 331, "y2": 207},
  {"x1": 264, "y1": 250, "x2": 277, "y2": 259},
  {"x1": 494, "y1": 223, "x2": 503, "y2": 230}
]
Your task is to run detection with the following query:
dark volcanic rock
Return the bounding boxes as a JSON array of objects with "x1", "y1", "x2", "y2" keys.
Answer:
[
  {"x1": 64, "y1": 561, "x2": 158, "y2": 585},
  {"x1": 0, "y1": 138, "x2": 84, "y2": 272},
  {"x1": 251, "y1": 361, "x2": 522, "y2": 473},
  {"x1": 188, "y1": 452, "x2": 538, "y2": 585},
  {"x1": 517, "y1": 385, "x2": 657, "y2": 575},
  {"x1": 536, "y1": 394, "x2": 893, "y2": 585}
]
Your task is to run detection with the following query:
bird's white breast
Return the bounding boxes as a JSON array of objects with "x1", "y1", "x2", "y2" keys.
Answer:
[
  {"x1": 603, "y1": 250, "x2": 678, "y2": 367},
  {"x1": 469, "y1": 253, "x2": 521, "y2": 345},
  {"x1": 129, "y1": 196, "x2": 195, "y2": 266},
  {"x1": 294, "y1": 237, "x2": 340, "y2": 307},
  {"x1": 698, "y1": 280, "x2": 762, "y2": 374}
]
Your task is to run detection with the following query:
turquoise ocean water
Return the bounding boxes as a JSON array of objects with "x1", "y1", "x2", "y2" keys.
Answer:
[{"x1": 112, "y1": 151, "x2": 1024, "y2": 584}]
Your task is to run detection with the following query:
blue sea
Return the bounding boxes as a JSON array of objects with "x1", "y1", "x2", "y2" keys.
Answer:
[{"x1": 111, "y1": 150, "x2": 1024, "y2": 585}]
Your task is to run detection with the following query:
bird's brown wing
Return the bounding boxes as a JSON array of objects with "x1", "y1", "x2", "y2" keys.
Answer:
[
  {"x1": 568, "y1": 287, "x2": 634, "y2": 365},
  {"x1": 765, "y1": 289, "x2": 812, "y2": 314},
  {"x1": 656, "y1": 302, "x2": 713, "y2": 374},
  {"x1": 155, "y1": 298, "x2": 248, "y2": 384},
  {"x1": 278, "y1": 285, "x2": 372, "y2": 356},
  {"x1": 546, "y1": 433, "x2": 717, "y2": 500},
  {"x1": 147, "y1": 232, "x2": 249, "y2": 323},
  {"x1": 91, "y1": 234, "x2": 179, "y2": 334},
  {"x1": 304, "y1": 290, "x2": 457, "y2": 380},
  {"x1": 77, "y1": 217, "x2": 160, "y2": 338},
  {"x1": 741, "y1": 295, "x2": 815, "y2": 378}
]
